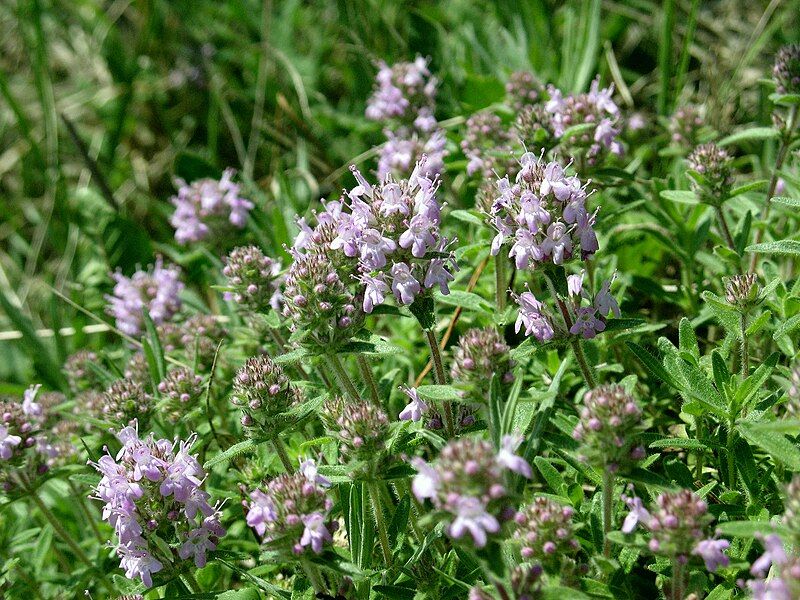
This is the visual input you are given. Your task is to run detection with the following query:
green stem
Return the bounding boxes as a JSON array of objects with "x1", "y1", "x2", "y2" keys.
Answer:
[
  {"x1": 271, "y1": 435, "x2": 295, "y2": 473},
  {"x1": 326, "y1": 354, "x2": 360, "y2": 400},
  {"x1": 495, "y1": 254, "x2": 507, "y2": 312},
  {"x1": 368, "y1": 481, "x2": 393, "y2": 565},
  {"x1": 67, "y1": 480, "x2": 104, "y2": 545},
  {"x1": 602, "y1": 471, "x2": 614, "y2": 558},
  {"x1": 357, "y1": 355, "x2": 380, "y2": 406},
  {"x1": 726, "y1": 424, "x2": 736, "y2": 490},
  {"x1": 671, "y1": 558, "x2": 685, "y2": 600},
  {"x1": 714, "y1": 206, "x2": 738, "y2": 260},
  {"x1": 542, "y1": 272, "x2": 596, "y2": 388},
  {"x1": 424, "y1": 328, "x2": 454, "y2": 437},
  {"x1": 24, "y1": 479, "x2": 113, "y2": 593},
  {"x1": 299, "y1": 556, "x2": 326, "y2": 593},
  {"x1": 740, "y1": 312, "x2": 749, "y2": 378},
  {"x1": 694, "y1": 417, "x2": 705, "y2": 481},
  {"x1": 750, "y1": 104, "x2": 798, "y2": 272}
]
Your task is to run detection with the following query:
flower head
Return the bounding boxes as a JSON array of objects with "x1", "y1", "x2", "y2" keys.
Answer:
[{"x1": 223, "y1": 245, "x2": 283, "y2": 313}]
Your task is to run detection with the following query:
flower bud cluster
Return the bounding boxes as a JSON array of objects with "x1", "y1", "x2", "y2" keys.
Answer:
[
  {"x1": 180, "y1": 314, "x2": 227, "y2": 372},
  {"x1": 450, "y1": 327, "x2": 515, "y2": 391},
  {"x1": 572, "y1": 384, "x2": 644, "y2": 472},
  {"x1": 686, "y1": 143, "x2": 734, "y2": 201},
  {"x1": 222, "y1": 245, "x2": 284, "y2": 313},
  {"x1": 323, "y1": 396, "x2": 389, "y2": 458},
  {"x1": 773, "y1": 44, "x2": 800, "y2": 96},
  {"x1": 411, "y1": 435, "x2": 531, "y2": 547},
  {"x1": 513, "y1": 497, "x2": 579, "y2": 572},
  {"x1": 365, "y1": 57, "x2": 447, "y2": 180},
  {"x1": 461, "y1": 112, "x2": 515, "y2": 177},
  {"x1": 506, "y1": 71, "x2": 544, "y2": 113},
  {"x1": 724, "y1": 273, "x2": 760, "y2": 309},
  {"x1": 106, "y1": 258, "x2": 184, "y2": 337},
  {"x1": 64, "y1": 350, "x2": 103, "y2": 393},
  {"x1": 157, "y1": 368, "x2": 204, "y2": 424},
  {"x1": 125, "y1": 352, "x2": 151, "y2": 388},
  {"x1": 103, "y1": 378, "x2": 153, "y2": 427},
  {"x1": 622, "y1": 489, "x2": 729, "y2": 572},
  {"x1": 89, "y1": 424, "x2": 225, "y2": 586},
  {"x1": 169, "y1": 168, "x2": 253, "y2": 244},
  {"x1": 488, "y1": 151, "x2": 598, "y2": 271},
  {"x1": 232, "y1": 355, "x2": 303, "y2": 433},
  {"x1": 669, "y1": 105, "x2": 705, "y2": 146},
  {"x1": 246, "y1": 462, "x2": 335, "y2": 555}
]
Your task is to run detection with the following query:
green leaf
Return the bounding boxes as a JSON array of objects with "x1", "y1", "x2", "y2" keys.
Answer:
[
  {"x1": 734, "y1": 352, "x2": 778, "y2": 409},
  {"x1": 449, "y1": 209, "x2": 485, "y2": 227},
  {"x1": 534, "y1": 457, "x2": 568, "y2": 497},
  {"x1": 416, "y1": 384, "x2": 463, "y2": 402},
  {"x1": 659, "y1": 190, "x2": 698, "y2": 205},
  {"x1": 141, "y1": 310, "x2": 166, "y2": 383},
  {"x1": 216, "y1": 588, "x2": 262, "y2": 600},
  {"x1": 718, "y1": 127, "x2": 779, "y2": 146},
  {"x1": 715, "y1": 520, "x2": 790, "y2": 538},
  {"x1": 204, "y1": 438, "x2": 266, "y2": 469},
  {"x1": 746, "y1": 240, "x2": 800, "y2": 257},
  {"x1": 174, "y1": 151, "x2": 220, "y2": 181},
  {"x1": 434, "y1": 290, "x2": 491, "y2": 314},
  {"x1": 408, "y1": 295, "x2": 436, "y2": 330},
  {"x1": 625, "y1": 342, "x2": 676, "y2": 387},
  {"x1": 272, "y1": 347, "x2": 308, "y2": 364},
  {"x1": 771, "y1": 196, "x2": 800, "y2": 208},
  {"x1": 737, "y1": 423, "x2": 800, "y2": 470},
  {"x1": 649, "y1": 438, "x2": 713, "y2": 451},
  {"x1": 678, "y1": 318, "x2": 699, "y2": 361},
  {"x1": 701, "y1": 291, "x2": 740, "y2": 334},
  {"x1": 730, "y1": 180, "x2": 768, "y2": 198},
  {"x1": 774, "y1": 313, "x2": 800, "y2": 339}
]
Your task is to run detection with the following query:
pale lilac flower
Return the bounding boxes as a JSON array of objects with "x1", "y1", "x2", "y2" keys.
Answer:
[
  {"x1": 178, "y1": 527, "x2": 217, "y2": 568},
  {"x1": 411, "y1": 457, "x2": 440, "y2": 501},
  {"x1": 541, "y1": 222, "x2": 572, "y2": 264},
  {"x1": 447, "y1": 496, "x2": 500, "y2": 548},
  {"x1": 300, "y1": 512, "x2": 332, "y2": 554},
  {"x1": 621, "y1": 495, "x2": 651, "y2": 533},
  {"x1": 360, "y1": 273, "x2": 390, "y2": 313},
  {"x1": 0, "y1": 425, "x2": 22, "y2": 460},
  {"x1": 567, "y1": 271, "x2": 585, "y2": 298},
  {"x1": 399, "y1": 214, "x2": 438, "y2": 258},
  {"x1": 119, "y1": 547, "x2": 163, "y2": 588},
  {"x1": 751, "y1": 534, "x2": 787, "y2": 576},
  {"x1": 358, "y1": 228, "x2": 397, "y2": 269},
  {"x1": 692, "y1": 538, "x2": 730, "y2": 572},
  {"x1": 22, "y1": 384, "x2": 43, "y2": 418},
  {"x1": 496, "y1": 435, "x2": 532, "y2": 478},
  {"x1": 299, "y1": 459, "x2": 331, "y2": 488},
  {"x1": 514, "y1": 291, "x2": 554, "y2": 341},
  {"x1": 390, "y1": 262, "x2": 421, "y2": 305},
  {"x1": 517, "y1": 191, "x2": 551, "y2": 232},
  {"x1": 595, "y1": 276, "x2": 621, "y2": 318},
  {"x1": 246, "y1": 489, "x2": 277, "y2": 536},
  {"x1": 399, "y1": 386, "x2": 428, "y2": 422},
  {"x1": 509, "y1": 229, "x2": 544, "y2": 269}
]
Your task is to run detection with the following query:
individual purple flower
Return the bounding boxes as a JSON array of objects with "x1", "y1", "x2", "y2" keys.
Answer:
[
  {"x1": 621, "y1": 495, "x2": 651, "y2": 533},
  {"x1": 106, "y1": 258, "x2": 183, "y2": 337},
  {"x1": 119, "y1": 546, "x2": 164, "y2": 588},
  {"x1": 0, "y1": 425, "x2": 22, "y2": 460},
  {"x1": 594, "y1": 275, "x2": 621, "y2": 318},
  {"x1": 359, "y1": 272, "x2": 390, "y2": 313},
  {"x1": 448, "y1": 496, "x2": 500, "y2": 548},
  {"x1": 567, "y1": 271, "x2": 585, "y2": 298},
  {"x1": 246, "y1": 490, "x2": 277, "y2": 536},
  {"x1": 570, "y1": 306, "x2": 605, "y2": 339},
  {"x1": 169, "y1": 168, "x2": 253, "y2": 244},
  {"x1": 390, "y1": 262, "x2": 421, "y2": 305},
  {"x1": 411, "y1": 457, "x2": 440, "y2": 501},
  {"x1": 496, "y1": 434, "x2": 533, "y2": 478},
  {"x1": 513, "y1": 290, "x2": 555, "y2": 341},
  {"x1": 399, "y1": 214, "x2": 438, "y2": 258},
  {"x1": 750, "y1": 534, "x2": 787, "y2": 577},
  {"x1": 509, "y1": 229, "x2": 544, "y2": 269},
  {"x1": 358, "y1": 228, "x2": 397, "y2": 269},
  {"x1": 299, "y1": 458, "x2": 331, "y2": 488},
  {"x1": 398, "y1": 386, "x2": 428, "y2": 422},
  {"x1": 692, "y1": 538, "x2": 730, "y2": 572},
  {"x1": 541, "y1": 222, "x2": 572, "y2": 264},
  {"x1": 300, "y1": 512, "x2": 333, "y2": 553}
]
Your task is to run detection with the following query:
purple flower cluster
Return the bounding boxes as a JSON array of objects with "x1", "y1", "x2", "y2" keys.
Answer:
[
  {"x1": 411, "y1": 435, "x2": 531, "y2": 547},
  {"x1": 365, "y1": 57, "x2": 447, "y2": 179},
  {"x1": 245, "y1": 460, "x2": 335, "y2": 555},
  {"x1": 325, "y1": 160, "x2": 457, "y2": 312},
  {"x1": 773, "y1": 44, "x2": 800, "y2": 95},
  {"x1": 488, "y1": 152, "x2": 598, "y2": 271},
  {"x1": 232, "y1": 355, "x2": 303, "y2": 433},
  {"x1": 169, "y1": 168, "x2": 254, "y2": 244},
  {"x1": 572, "y1": 384, "x2": 644, "y2": 472},
  {"x1": 64, "y1": 350, "x2": 102, "y2": 393},
  {"x1": 513, "y1": 497, "x2": 579, "y2": 573},
  {"x1": 565, "y1": 271, "x2": 620, "y2": 339},
  {"x1": 106, "y1": 258, "x2": 184, "y2": 337},
  {"x1": 157, "y1": 367, "x2": 203, "y2": 424},
  {"x1": 505, "y1": 71, "x2": 544, "y2": 113},
  {"x1": 89, "y1": 423, "x2": 225, "y2": 586},
  {"x1": 622, "y1": 489, "x2": 729, "y2": 572},
  {"x1": 512, "y1": 288, "x2": 556, "y2": 342},
  {"x1": 545, "y1": 78, "x2": 623, "y2": 164},
  {"x1": 102, "y1": 378, "x2": 153, "y2": 427},
  {"x1": 1, "y1": 386, "x2": 46, "y2": 463},
  {"x1": 669, "y1": 105, "x2": 705, "y2": 146},
  {"x1": 747, "y1": 534, "x2": 800, "y2": 600},
  {"x1": 686, "y1": 142, "x2": 735, "y2": 201}
]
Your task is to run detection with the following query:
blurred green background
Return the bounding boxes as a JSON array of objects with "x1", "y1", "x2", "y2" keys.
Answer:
[{"x1": 0, "y1": 0, "x2": 797, "y2": 386}]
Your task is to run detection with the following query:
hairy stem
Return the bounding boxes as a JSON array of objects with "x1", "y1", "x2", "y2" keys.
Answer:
[
  {"x1": 326, "y1": 354, "x2": 359, "y2": 400},
  {"x1": 740, "y1": 312, "x2": 749, "y2": 378},
  {"x1": 368, "y1": 481, "x2": 392, "y2": 564},
  {"x1": 357, "y1": 354, "x2": 380, "y2": 406},
  {"x1": 271, "y1": 435, "x2": 295, "y2": 473},
  {"x1": 726, "y1": 425, "x2": 736, "y2": 490},
  {"x1": 714, "y1": 205, "x2": 738, "y2": 260},
  {"x1": 425, "y1": 328, "x2": 454, "y2": 436},
  {"x1": 182, "y1": 571, "x2": 202, "y2": 593},
  {"x1": 299, "y1": 556, "x2": 326, "y2": 593},
  {"x1": 602, "y1": 470, "x2": 614, "y2": 558},
  {"x1": 495, "y1": 254, "x2": 507, "y2": 312},
  {"x1": 67, "y1": 480, "x2": 104, "y2": 545}
]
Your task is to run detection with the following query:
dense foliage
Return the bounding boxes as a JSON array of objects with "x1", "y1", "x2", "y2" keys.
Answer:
[{"x1": 1, "y1": 1, "x2": 800, "y2": 599}]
